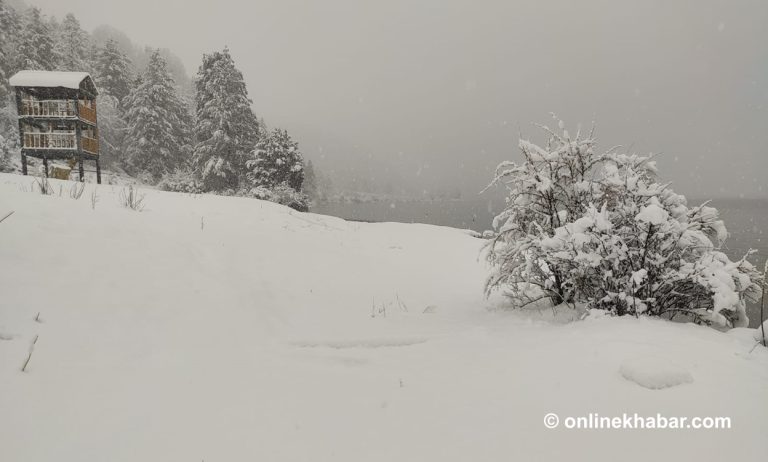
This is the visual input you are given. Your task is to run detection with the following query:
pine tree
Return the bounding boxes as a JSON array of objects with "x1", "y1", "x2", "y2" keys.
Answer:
[
  {"x1": 0, "y1": 0, "x2": 21, "y2": 147},
  {"x1": 93, "y1": 39, "x2": 133, "y2": 106},
  {"x1": 0, "y1": 0, "x2": 20, "y2": 105},
  {"x1": 122, "y1": 50, "x2": 192, "y2": 180},
  {"x1": 247, "y1": 127, "x2": 305, "y2": 191},
  {"x1": 53, "y1": 13, "x2": 91, "y2": 72},
  {"x1": 91, "y1": 39, "x2": 134, "y2": 168},
  {"x1": 192, "y1": 47, "x2": 259, "y2": 191},
  {"x1": 14, "y1": 7, "x2": 57, "y2": 72}
]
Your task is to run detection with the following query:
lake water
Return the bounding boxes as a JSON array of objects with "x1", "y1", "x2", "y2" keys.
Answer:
[{"x1": 314, "y1": 197, "x2": 767, "y2": 327}]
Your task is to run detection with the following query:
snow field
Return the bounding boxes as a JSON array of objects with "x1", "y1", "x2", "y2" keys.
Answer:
[{"x1": 1, "y1": 173, "x2": 767, "y2": 461}]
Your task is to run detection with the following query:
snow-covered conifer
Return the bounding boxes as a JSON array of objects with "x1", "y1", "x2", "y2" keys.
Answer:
[
  {"x1": 91, "y1": 39, "x2": 134, "y2": 167},
  {"x1": 0, "y1": 0, "x2": 20, "y2": 106},
  {"x1": 53, "y1": 13, "x2": 91, "y2": 72},
  {"x1": 122, "y1": 50, "x2": 192, "y2": 180},
  {"x1": 192, "y1": 47, "x2": 259, "y2": 191},
  {"x1": 486, "y1": 119, "x2": 763, "y2": 329},
  {"x1": 14, "y1": 7, "x2": 57, "y2": 71},
  {"x1": 93, "y1": 39, "x2": 133, "y2": 105}
]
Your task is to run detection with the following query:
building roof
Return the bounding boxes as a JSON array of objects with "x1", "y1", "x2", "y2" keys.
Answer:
[{"x1": 9, "y1": 71, "x2": 93, "y2": 91}]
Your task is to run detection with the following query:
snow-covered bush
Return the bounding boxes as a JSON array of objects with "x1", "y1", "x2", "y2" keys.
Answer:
[
  {"x1": 158, "y1": 168, "x2": 203, "y2": 194},
  {"x1": 485, "y1": 119, "x2": 763, "y2": 329},
  {"x1": 243, "y1": 127, "x2": 308, "y2": 211},
  {"x1": 248, "y1": 182, "x2": 309, "y2": 212},
  {"x1": 247, "y1": 127, "x2": 305, "y2": 191}
]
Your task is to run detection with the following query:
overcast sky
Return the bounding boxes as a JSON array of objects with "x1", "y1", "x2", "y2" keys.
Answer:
[{"x1": 29, "y1": 0, "x2": 768, "y2": 198}]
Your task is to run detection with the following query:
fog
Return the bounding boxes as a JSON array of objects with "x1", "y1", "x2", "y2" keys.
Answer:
[{"x1": 30, "y1": 0, "x2": 768, "y2": 199}]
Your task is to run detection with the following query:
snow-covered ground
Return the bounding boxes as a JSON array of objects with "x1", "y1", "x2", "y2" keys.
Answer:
[{"x1": 0, "y1": 172, "x2": 766, "y2": 461}]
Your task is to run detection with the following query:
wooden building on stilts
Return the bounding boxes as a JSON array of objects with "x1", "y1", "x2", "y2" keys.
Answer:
[{"x1": 9, "y1": 71, "x2": 101, "y2": 183}]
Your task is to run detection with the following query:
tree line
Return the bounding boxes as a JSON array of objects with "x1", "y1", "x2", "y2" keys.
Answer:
[{"x1": 0, "y1": 1, "x2": 318, "y2": 210}]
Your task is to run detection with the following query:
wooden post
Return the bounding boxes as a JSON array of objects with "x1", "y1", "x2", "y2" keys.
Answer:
[
  {"x1": 21, "y1": 153, "x2": 28, "y2": 176},
  {"x1": 95, "y1": 159, "x2": 101, "y2": 184},
  {"x1": 78, "y1": 158, "x2": 84, "y2": 182},
  {"x1": 43, "y1": 157, "x2": 49, "y2": 177}
]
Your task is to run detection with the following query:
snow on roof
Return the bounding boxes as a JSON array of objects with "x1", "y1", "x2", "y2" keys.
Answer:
[{"x1": 9, "y1": 71, "x2": 92, "y2": 90}]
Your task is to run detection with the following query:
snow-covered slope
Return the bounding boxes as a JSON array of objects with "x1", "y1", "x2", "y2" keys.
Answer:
[{"x1": 0, "y1": 172, "x2": 766, "y2": 462}]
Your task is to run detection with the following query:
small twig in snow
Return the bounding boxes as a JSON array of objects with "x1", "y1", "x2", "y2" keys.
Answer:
[
  {"x1": 21, "y1": 335, "x2": 39, "y2": 372},
  {"x1": 0, "y1": 210, "x2": 14, "y2": 224}
]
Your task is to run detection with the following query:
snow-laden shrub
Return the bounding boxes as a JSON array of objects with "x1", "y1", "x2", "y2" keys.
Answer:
[
  {"x1": 485, "y1": 119, "x2": 763, "y2": 329},
  {"x1": 246, "y1": 128, "x2": 305, "y2": 191},
  {"x1": 158, "y1": 168, "x2": 203, "y2": 194},
  {"x1": 248, "y1": 182, "x2": 309, "y2": 212}
]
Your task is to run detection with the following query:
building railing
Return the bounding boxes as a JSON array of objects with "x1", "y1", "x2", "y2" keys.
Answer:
[
  {"x1": 78, "y1": 103, "x2": 97, "y2": 124},
  {"x1": 20, "y1": 100, "x2": 77, "y2": 118},
  {"x1": 23, "y1": 132, "x2": 77, "y2": 150},
  {"x1": 20, "y1": 99, "x2": 97, "y2": 124},
  {"x1": 82, "y1": 136, "x2": 99, "y2": 154}
]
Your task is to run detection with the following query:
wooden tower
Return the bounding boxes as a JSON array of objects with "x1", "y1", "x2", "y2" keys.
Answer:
[{"x1": 9, "y1": 71, "x2": 101, "y2": 184}]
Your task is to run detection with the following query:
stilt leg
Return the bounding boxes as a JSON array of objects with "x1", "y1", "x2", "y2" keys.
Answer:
[
  {"x1": 78, "y1": 158, "x2": 84, "y2": 182},
  {"x1": 43, "y1": 157, "x2": 49, "y2": 177},
  {"x1": 21, "y1": 153, "x2": 28, "y2": 175},
  {"x1": 95, "y1": 159, "x2": 101, "y2": 184}
]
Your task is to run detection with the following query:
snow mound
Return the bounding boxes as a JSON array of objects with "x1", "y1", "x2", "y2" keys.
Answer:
[
  {"x1": 727, "y1": 327, "x2": 761, "y2": 344},
  {"x1": 620, "y1": 356, "x2": 693, "y2": 389}
]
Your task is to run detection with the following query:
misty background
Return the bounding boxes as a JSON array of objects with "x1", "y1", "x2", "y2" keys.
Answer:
[{"x1": 13, "y1": 0, "x2": 768, "y2": 200}]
